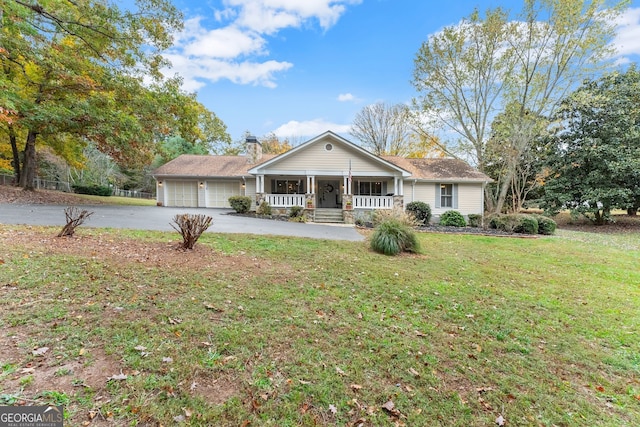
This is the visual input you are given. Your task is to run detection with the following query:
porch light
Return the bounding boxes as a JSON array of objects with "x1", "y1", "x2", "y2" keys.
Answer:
[
  {"x1": 199, "y1": 182, "x2": 204, "y2": 188},
  {"x1": 158, "y1": 181, "x2": 163, "y2": 186}
]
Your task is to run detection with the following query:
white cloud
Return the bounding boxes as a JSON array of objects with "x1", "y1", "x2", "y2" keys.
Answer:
[
  {"x1": 272, "y1": 119, "x2": 351, "y2": 138},
  {"x1": 163, "y1": 54, "x2": 293, "y2": 91},
  {"x1": 181, "y1": 26, "x2": 266, "y2": 59},
  {"x1": 226, "y1": 0, "x2": 361, "y2": 34},
  {"x1": 337, "y1": 93, "x2": 356, "y2": 102},
  {"x1": 612, "y1": 7, "x2": 640, "y2": 58},
  {"x1": 163, "y1": 1, "x2": 359, "y2": 90}
]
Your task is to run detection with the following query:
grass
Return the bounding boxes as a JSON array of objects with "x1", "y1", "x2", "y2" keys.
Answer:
[
  {"x1": 74, "y1": 194, "x2": 156, "y2": 206},
  {"x1": 0, "y1": 225, "x2": 638, "y2": 426}
]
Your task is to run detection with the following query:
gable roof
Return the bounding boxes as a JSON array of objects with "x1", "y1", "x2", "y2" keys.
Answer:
[
  {"x1": 153, "y1": 154, "x2": 277, "y2": 178},
  {"x1": 382, "y1": 157, "x2": 492, "y2": 182},
  {"x1": 152, "y1": 132, "x2": 491, "y2": 183},
  {"x1": 247, "y1": 130, "x2": 411, "y2": 177}
]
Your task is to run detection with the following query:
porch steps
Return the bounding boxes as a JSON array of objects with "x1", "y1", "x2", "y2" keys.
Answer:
[{"x1": 313, "y1": 208, "x2": 344, "y2": 224}]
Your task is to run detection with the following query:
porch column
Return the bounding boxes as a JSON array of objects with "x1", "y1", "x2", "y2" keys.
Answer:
[
  {"x1": 394, "y1": 176, "x2": 398, "y2": 195},
  {"x1": 257, "y1": 175, "x2": 264, "y2": 193},
  {"x1": 398, "y1": 178, "x2": 404, "y2": 196},
  {"x1": 343, "y1": 176, "x2": 347, "y2": 194}
]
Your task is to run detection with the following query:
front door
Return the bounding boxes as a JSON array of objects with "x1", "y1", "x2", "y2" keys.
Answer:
[{"x1": 317, "y1": 180, "x2": 340, "y2": 208}]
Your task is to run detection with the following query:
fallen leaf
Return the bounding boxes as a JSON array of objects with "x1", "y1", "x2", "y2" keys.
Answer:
[
  {"x1": 107, "y1": 373, "x2": 128, "y2": 381},
  {"x1": 496, "y1": 415, "x2": 505, "y2": 426},
  {"x1": 335, "y1": 366, "x2": 346, "y2": 376},
  {"x1": 32, "y1": 347, "x2": 49, "y2": 356},
  {"x1": 134, "y1": 345, "x2": 147, "y2": 352},
  {"x1": 408, "y1": 368, "x2": 420, "y2": 378},
  {"x1": 173, "y1": 415, "x2": 185, "y2": 423},
  {"x1": 162, "y1": 357, "x2": 173, "y2": 363},
  {"x1": 328, "y1": 404, "x2": 337, "y2": 415},
  {"x1": 596, "y1": 385, "x2": 605, "y2": 392},
  {"x1": 78, "y1": 348, "x2": 86, "y2": 356},
  {"x1": 381, "y1": 400, "x2": 401, "y2": 417},
  {"x1": 415, "y1": 330, "x2": 427, "y2": 337},
  {"x1": 20, "y1": 367, "x2": 35, "y2": 374},
  {"x1": 299, "y1": 379, "x2": 312, "y2": 385},
  {"x1": 350, "y1": 383, "x2": 363, "y2": 391},
  {"x1": 182, "y1": 407, "x2": 192, "y2": 418}
]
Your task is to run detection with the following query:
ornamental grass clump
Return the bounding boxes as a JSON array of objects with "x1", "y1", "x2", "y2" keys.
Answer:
[{"x1": 370, "y1": 218, "x2": 421, "y2": 256}]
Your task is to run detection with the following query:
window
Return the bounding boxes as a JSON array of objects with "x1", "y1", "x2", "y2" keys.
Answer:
[
  {"x1": 440, "y1": 184, "x2": 453, "y2": 208},
  {"x1": 272, "y1": 179, "x2": 304, "y2": 194},
  {"x1": 436, "y1": 183, "x2": 458, "y2": 209},
  {"x1": 356, "y1": 181, "x2": 383, "y2": 196}
]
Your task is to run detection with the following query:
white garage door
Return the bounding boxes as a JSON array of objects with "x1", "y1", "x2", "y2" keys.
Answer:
[
  {"x1": 166, "y1": 181, "x2": 198, "y2": 207},
  {"x1": 206, "y1": 181, "x2": 240, "y2": 208}
]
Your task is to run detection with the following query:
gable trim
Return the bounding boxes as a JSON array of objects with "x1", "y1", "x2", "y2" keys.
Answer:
[{"x1": 247, "y1": 131, "x2": 411, "y2": 177}]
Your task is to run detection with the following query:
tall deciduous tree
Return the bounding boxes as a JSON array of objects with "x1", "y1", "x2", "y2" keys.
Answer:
[
  {"x1": 0, "y1": 0, "x2": 201, "y2": 190},
  {"x1": 541, "y1": 67, "x2": 640, "y2": 224},
  {"x1": 350, "y1": 103, "x2": 413, "y2": 156},
  {"x1": 412, "y1": 0, "x2": 628, "y2": 212}
]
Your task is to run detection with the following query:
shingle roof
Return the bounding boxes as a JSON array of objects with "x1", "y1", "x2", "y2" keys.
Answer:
[
  {"x1": 153, "y1": 153, "x2": 491, "y2": 182},
  {"x1": 153, "y1": 154, "x2": 277, "y2": 178},
  {"x1": 381, "y1": 156, "x2": 492, "y2": 182}
]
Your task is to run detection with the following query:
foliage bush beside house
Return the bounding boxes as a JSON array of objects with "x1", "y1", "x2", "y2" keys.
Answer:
[
  {"x1": 228, "y1": 196, "x2": 252, "y2": 213},
  {"x1": 439, "y1": 210, "x2": 467, "y2": 227},
  {"x1": 406, "y1": 201, "x2": 432, "y2": 225}
]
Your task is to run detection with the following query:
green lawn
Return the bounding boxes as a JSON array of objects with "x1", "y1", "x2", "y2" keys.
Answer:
[{"x1": 0, "y1": 225, "x2": 638, "y2": 426}]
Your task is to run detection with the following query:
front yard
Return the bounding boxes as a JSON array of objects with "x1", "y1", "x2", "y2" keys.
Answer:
[{"x1": 0, "y1": 220, "x2": 638, "y2": 426}]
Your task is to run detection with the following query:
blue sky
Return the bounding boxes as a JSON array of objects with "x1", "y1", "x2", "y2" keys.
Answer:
[{"x1": 161, "y1": 0, "x2": 640, "y2": 142}]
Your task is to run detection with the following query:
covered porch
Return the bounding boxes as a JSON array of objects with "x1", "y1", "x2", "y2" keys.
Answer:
[{"x1": 254, "y1": 173, "x2": 405, "y2": 212}]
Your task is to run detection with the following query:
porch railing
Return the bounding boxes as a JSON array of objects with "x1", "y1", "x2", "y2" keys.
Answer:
[
  {"x1": 353, "y1": 195, "x2": 393, "y2": 209},
  {"x1": 265, "y1": 194, "x2": 306, "y2": 207}
]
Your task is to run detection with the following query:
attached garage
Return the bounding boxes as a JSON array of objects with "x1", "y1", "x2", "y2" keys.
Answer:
[
  {"x1": 206, "y1": 180, "x2": 241, "y2": 208},
  {"x1": 165, "y1": 181, "x2": 198, "y2": 207}
]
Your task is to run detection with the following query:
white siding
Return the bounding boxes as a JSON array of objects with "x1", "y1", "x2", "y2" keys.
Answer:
[
  {"x1": 206, "y1": 180, "x2": 241, "y2": 208},
  {"x1": 245, "y1": 178, "x2": 257, "y2": 209},
  {"x1": 165, "y1": 181, "x2": 198, "y2": 207},
  {"x1": 406, "y1": 182, "x2": 483, "y2": 217},
  {"x1": 266, "y1": 139, "x2": 397, "y2": 175}
]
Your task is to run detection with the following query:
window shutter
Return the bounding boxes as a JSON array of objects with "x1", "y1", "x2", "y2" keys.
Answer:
[
  {"x1": 453, "y1": 184, "x2": 458, "y2": 209},
  {"x1": 435, "y1": 183, "x2": 441, "y2": 208}
]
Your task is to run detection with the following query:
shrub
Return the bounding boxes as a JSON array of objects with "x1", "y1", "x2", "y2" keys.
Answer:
[
  {"x1": 514, "y1": 215, "x2": 539, "y2": 235},
  {"x1": 171, "y1": 214, "x2": 213, "y2": 249},
  {"x1": 467, "y1": 214, "x2": 482, "y2": 228},
  {"x1": 534, "y1": 215, "x2": 557, "y2": 235},
  {"x1": 406, "y1": 201, "x2": 432, "y2": 225},
  {"x1": 289, "y1": 205, "x2": 304, "y2": 218},
  {"x1": 72, "y1": 184, "x2": 111, "y2": 197},
  {"x1": 257, "y1": 201, "x2": 272, "y2": 216},
  {"x1": 228, "y1": 196, "x2": 252, "y2": 213},
  {"x1": 58, "y1": 206, "x2": 94, "y2": 237},
  {"x1": 370, "y1": 219, "x2": 420, "y2": 256},
  {"x1": 372, "y1": 208, "x2": 418, "y2": 228},
  {"x1": 489, "y1": 214, "x2": 516, "y2": 232},
  {"x1": 439, "y1": 210, "x2": 466, "y2": 227}
]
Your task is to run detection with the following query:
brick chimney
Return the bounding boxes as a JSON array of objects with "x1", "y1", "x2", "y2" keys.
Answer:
[{"x1": 246, "y1": 135, "x2": 262, "y2": 163}]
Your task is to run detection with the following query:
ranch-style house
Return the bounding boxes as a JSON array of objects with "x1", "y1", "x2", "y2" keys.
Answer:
[{"x1": 152, "y1": 131, "x2": 491, "y2": 224}]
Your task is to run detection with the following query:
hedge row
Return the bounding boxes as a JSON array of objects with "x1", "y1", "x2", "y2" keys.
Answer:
[
  {"x1": 72, "y1": 185, "x2": 111, "y2": 197},
  {"x1": 488, "y1": 213, "x2": 556, "y2": 235}
]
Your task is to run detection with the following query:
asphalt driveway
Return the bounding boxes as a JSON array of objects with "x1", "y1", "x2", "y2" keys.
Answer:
[{"x1": 0, "y1": 204, "x2": 365, "y2": 241}]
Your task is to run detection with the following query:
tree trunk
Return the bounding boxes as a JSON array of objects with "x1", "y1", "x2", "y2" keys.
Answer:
[
  {"x1": 8, "y1": 125, "x2": 21, "y2": 184},
  {"x1": 628, "y1": 207, "x2": 638, "y2": 216},
  {"x1": 19, "y1": 130, "x2": 38, "y2": 190}
]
